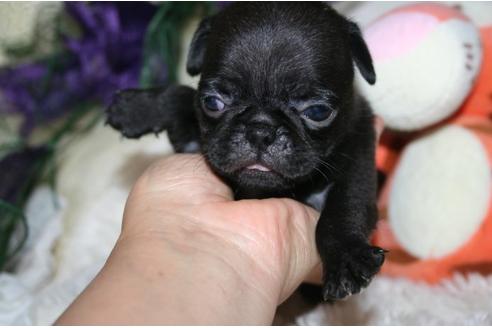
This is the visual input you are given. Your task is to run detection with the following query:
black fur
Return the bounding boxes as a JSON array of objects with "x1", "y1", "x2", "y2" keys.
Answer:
[{"x1": 106, "y1": 2, "x2": 384, "y2": 301}]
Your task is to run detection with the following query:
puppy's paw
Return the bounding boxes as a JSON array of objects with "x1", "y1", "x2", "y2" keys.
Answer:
[
  {"x1": 105, "y1": 89, "x2": 165, "y2": 139},
  {"x1": 321, "y1": 243, "x2": 385, "y2": 301}
]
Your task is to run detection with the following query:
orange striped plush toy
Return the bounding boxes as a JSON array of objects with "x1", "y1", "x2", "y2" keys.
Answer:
[{"x1": 358, "y1": 3, "x2": 492, "y2": 283}]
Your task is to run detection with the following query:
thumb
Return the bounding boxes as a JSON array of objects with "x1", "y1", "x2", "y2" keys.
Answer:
[
  {"x1": 221, "y1": 197, "x2": 320, "y2": 304},
  {"x1": 272, "y1": 199, "x2": 321, "y2": 303}
]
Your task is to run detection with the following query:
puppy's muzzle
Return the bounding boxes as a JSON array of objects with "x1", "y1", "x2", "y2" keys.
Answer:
[{"x1": 246, "y1": 123, "x2": 277, "y2": 149}]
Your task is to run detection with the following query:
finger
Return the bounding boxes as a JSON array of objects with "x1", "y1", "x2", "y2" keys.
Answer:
[{"x1": 135, "y1": 154, "x2": 234, "y2": 204}]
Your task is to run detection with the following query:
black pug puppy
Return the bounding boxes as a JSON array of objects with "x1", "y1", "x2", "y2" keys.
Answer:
[{"x1": 106, "y1": 2, "x2": 385, "y2": 301}]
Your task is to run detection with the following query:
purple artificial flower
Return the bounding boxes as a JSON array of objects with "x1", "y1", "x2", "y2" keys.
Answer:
[
  {"x1": 0, "y1": 2, "x2": 161, "y2": 135},
  {"x1": 63, "y1": 2, "x2": 161, "y2": 103}
]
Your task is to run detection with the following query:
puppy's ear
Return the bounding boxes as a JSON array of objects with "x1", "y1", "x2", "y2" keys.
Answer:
[
  {"x1": 347, "y1": 22, "x2": 376, "y2": 85},
  {"x1": 186, "y1": 17, "x2": 212, "y2": 76}
]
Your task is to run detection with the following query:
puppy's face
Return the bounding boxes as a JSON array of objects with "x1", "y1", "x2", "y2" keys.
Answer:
[{"x1": 187, "y1": 3, "x2": 375, "y2": 194}]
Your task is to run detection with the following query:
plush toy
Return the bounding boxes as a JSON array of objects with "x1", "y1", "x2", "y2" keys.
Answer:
[
  {"x1": 375, "y1": 122, "x2": 492, "y2": 283},
  {"x1": 352, "y1": 2, "x2": 492, "y2": 283},
  {"x1": 356, "y1": 3, "x2": 482, "y2": 131}
]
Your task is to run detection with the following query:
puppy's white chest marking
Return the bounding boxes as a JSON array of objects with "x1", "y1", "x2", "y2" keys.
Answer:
[
  {"x1": 182, "y1": 141, "x2": 200, "y2": 153},
  {"x1": 304, "y1": 183, "x2": 332, "y2": 211}
]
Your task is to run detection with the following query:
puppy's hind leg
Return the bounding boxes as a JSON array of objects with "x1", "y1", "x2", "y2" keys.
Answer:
[{"x1": 106, "y1": 85, "x2": 201, "y2": 153}]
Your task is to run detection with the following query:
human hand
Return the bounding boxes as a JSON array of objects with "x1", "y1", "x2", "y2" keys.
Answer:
[
  {"x1": 121, "y1": 154, "x2": 321, "y2": 318},
  {"x1": 57, "y1": 153, "x2": 320, "y2": 325}
]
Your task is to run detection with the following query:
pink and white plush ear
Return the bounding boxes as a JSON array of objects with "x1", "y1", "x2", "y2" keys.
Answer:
[
  {"x1": 355, "y1": 4, "x2": 482, "y2": 131},
  {"x1": 387, "y1": 124, "x2": 492, "y2": 259}
]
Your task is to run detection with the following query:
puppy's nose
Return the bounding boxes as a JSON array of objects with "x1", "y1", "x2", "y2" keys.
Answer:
[{"x1": 246, "y1": 123, "x2": 276, "y2": 149}]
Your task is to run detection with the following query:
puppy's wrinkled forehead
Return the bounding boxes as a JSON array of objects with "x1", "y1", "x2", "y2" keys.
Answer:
[{"x1": 201, "y1": 3, "x2": 354, "y2": 98}]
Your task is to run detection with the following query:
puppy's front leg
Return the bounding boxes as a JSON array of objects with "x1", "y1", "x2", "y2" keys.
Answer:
[
  {"x1": 316, "y1": 125, "x2": 385, "y2": 301},
  {"x1": 106, "y1": 85, "x2": 201, "y2": 153}
]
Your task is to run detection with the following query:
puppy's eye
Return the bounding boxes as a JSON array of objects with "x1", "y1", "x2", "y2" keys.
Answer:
[
  {"x1": 203, "y1": 96, "x2": 225, "y2": 112},
  {"x1": 302, "y1": 105, "x2": 337, "y2": 124}
]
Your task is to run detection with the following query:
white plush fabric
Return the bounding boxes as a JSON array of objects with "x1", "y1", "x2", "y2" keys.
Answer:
[
  {"x1": 55, "y1": 123, "x2": 171, "y2": 283},
  {"x1": 296, "y1": 274, "x2": 492, "y2": 325},
  {"x1": 389, "y1": 125, "x2": 491, "y2": 259}
]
